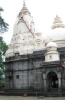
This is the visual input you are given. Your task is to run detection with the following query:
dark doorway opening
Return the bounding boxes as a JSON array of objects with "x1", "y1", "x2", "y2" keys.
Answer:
[{"x1": 47, "y1": 72, "x2": 58, "y2": 89}]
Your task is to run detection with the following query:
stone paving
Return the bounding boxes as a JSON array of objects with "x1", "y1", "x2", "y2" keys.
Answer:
[{"x1": 0, "y1": 96, "x2": 65, "y2": 100}]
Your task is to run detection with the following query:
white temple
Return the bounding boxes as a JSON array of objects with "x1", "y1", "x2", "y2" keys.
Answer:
[
  {"x1": 4, "y1": 1, "x2": 65, "y2": 96},
  {"x1": 5, "y1": 1, "x2": 65, "y2": 60}
]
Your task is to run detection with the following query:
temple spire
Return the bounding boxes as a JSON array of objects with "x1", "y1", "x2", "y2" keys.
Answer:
[
  {"x1": 23, "y1": 0, "x2": 26, "y2": 7},
  {"x1": 18, "y1": 0, "x2": 30, "y2": 17},
  {"x1": 51, "y1": 15, "x2": 65, "y2": 29}
]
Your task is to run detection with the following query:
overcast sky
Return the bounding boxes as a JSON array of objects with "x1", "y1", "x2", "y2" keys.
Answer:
[{"x1": 0, "y1": 0, "x2": 65, "y2": 44}]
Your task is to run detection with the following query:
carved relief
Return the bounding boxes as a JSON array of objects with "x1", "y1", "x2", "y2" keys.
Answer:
[
  {"x1": 28, "y1": 41, "x2": 34, "y2": 45},
  {"x1": 35, "y1": 39, "x2": 42, "y2": 47}
]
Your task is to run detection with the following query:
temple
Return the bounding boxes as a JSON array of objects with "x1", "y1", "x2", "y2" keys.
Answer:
[{"x1": 4, "y1": 1, "x2": 65, "y2": 96}]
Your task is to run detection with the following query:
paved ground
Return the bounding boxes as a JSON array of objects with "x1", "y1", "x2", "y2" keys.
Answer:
[{"x1": 0, "y1": 96, "x2": 65, "y2": 100}]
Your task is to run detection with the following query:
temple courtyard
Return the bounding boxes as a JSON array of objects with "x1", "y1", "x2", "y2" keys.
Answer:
[{"x1": 0, "y1": 96, "x2": 65, "y2": 100}]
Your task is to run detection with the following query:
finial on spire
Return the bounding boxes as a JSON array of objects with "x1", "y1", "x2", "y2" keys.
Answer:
[
  {"x1": 51, "y1": 15, "x2": 65, "y2": 29},
  {"x1": 18, "y1": 0, "x2": 30, "y2": 17},
  {"x1": 23, "y1": 0, "x2": 25, "y2": 4},
  {"x1": 23, "y1": 0, "x2": 26, "y2": 6},
  {"x1": 56, "y1": 14, "x2": 59, "y2": 18}
]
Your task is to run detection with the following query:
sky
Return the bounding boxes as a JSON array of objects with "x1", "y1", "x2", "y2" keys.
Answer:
[{"x1": 0, "y1": 0, "x2": 65, "y2": 44}]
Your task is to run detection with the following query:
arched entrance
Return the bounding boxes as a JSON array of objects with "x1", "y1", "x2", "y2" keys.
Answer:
[{"x1": 47, "y1": 72, "x2": 58, "y2": 89}]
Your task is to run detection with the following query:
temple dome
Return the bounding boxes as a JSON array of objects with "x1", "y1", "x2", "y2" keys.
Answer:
[
  {"x1": 46, "y1": 41, "x2": 57, "y2": 48},
  {"x1": 45, "y1": 41, "x2": 60, "y2": 62},
  {"x1": 45, "y1": 15, "x2": 65, "y2": 47}
]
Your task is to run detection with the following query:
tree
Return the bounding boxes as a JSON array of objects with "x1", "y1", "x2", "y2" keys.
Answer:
[
  {"x1": 0, "y1": 37, "x2": 8, "y2": 67},
  {"x1": 0, "y1": 7, "x2": 9, "y2": 88},
  {"x1": 0, "y1": 7, "x2": 9, "y2": 67},
  {"x1": 0, "y1": 7, "x2": 9, "y2": 34}
]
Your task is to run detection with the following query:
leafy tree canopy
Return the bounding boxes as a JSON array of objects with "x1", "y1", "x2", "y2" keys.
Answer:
[
  {"x1": 0, "y1": 7, "x2": 9, "y2": 86},
  {"x1": 0, "y1": 37, "x2": 8, "y2": 67},
  {"x1": 0, "y1": 7, "x2": 3, "y2": 12},
  {"x1": 0, "y1": 7, "x2": 9, "y2": 34},
  {"x1": 0, "y1": 37, "x2": 8, "y2": 55}
]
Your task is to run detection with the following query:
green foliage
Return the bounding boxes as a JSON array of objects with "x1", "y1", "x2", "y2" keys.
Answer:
[
  {"x1": 0, "y1": 68, "x2": 3, "y2": 75},
  {"x1": 0, "y1": 7, "x2": 9, "y2": 34},
  {"x1": 0, "y1": 55, "x2": 3, "y2": 67},
  {"x1": 0, "y1": 37, "x2": 8, "y2": 68},
  {"x1": 0, "y1": 7, "x2": 9, "y2": 88},
  {"x1": 0, "y1": 7, "x2": 3, "y2": 12},
  {"x1": 0, "y1": 37, "x2": 8, "y2": 55},
  {"x1": 0, "y1": 78, "x2": 5, "y2": 88},
  {"x1": 0, "y1": 16, "x2": 9, "y2": 33},
  {"x1": 0, "y1": 37, "x2": 8, "y2": 87}
]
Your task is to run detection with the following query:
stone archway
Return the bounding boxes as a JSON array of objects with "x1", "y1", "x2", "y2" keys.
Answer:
[{"x1": 47, "y1": 72, "x2": 58, "y2": 89}]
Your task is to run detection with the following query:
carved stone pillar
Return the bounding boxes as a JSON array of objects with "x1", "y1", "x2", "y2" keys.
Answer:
[
  {"x1": 57, "y1": 72, "x2": 62, "y2": 96},
  {"x1": 58, "y1": 72, "x2": 61, "y2": 89},
  {"x1": 43, "y1": 73, "x2": 46, "y2": 90}
]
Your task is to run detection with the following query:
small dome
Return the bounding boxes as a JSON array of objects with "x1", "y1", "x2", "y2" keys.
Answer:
[{"x1": 46, "y1": 41, "x2": 57, "y2": 48}]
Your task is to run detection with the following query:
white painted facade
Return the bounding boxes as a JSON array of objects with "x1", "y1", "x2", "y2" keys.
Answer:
[
  {"x1": 5, "y1": 2, "x2": 45, "y2": 58},
  {"x1": 45, "y1": 52, "x2": 60, "y2": 62},
  {"x1": 34, "y1": 32, "x2": 45, "y2": 51},
  {"x1": 5, "y1": 2, "x2": 35, "y2": 57},
  {"x1": 45, "y1": 41, "x2": 60, "y2": 62},
  {"x1": 5, "y1": 2, "x2": 65, "y2": 60}
]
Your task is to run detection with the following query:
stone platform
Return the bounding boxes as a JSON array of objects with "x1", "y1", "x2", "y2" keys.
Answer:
[{"x1": 0, "y1": 96, "x2": 65, "y2": 100}]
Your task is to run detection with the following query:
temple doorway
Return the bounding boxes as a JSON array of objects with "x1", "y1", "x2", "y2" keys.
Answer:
[{"x1": 47, "y1": 72, "x2": 58, "y2": 89}]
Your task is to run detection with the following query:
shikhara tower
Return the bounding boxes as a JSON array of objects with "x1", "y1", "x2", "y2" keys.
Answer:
[
  {"x1": 6, "y1": 1, "x2": 35, "y2": 57},
  {"x1": 5, "y1": 1, "x2": 44, "y2": 58},
  {"x1": 4, "y1": 1, "x2": 65, "y2": 96}
]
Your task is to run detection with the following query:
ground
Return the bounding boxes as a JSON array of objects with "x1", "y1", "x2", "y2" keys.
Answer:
[{"x1": 0, "y1": 96, "x2": 65, "y2": 100}]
